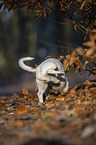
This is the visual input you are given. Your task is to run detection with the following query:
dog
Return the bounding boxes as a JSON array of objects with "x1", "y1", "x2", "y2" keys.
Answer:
[{"x1": 18, "y1": 57, "x2": 69, "y2": 104}]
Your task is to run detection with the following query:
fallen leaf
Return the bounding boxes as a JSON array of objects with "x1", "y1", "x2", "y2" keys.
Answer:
[
  {"x1": 0, "y1": 103, "x2": 7, "y2": 110},
  {"x1": 20, "y1": 89, "x2": 29, "y2": 97},
  {"x1": 8, "y1": 120, "x2": 24, "y2": 127},
  {"x1": 56, "y1": 97, "x2": 65, "y2": 101},
  {"x1": 15, "y1": 105, "x2": 29, "y2": 115},
  {"x1": 76, "y1": 109, "x2": 86, "y2": 116}
]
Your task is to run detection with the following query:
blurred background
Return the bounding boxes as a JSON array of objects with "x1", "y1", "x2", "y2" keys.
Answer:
[{"x1": 0, "y1": 7, "x2": 95, "y2": 95}]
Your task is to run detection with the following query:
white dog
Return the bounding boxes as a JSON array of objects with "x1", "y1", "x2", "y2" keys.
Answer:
[{"x1": 18, "y1": 57, "x2": 69, "y2": 104}]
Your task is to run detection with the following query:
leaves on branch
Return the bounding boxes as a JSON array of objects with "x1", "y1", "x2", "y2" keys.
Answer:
[
  {"x1": 58, "y1": 33, "x2": 96, "y2": 76},
  {"x1": 0, "y1": 0, "x2": 96, "y2": 34}
]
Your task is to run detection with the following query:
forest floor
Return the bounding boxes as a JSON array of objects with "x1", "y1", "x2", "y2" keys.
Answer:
[{"x1": 0, "y1": 80, "x2": 96, "y2": 145}]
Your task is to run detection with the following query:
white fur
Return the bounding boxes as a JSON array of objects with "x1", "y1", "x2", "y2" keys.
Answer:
[{"x1": 18, "y1": 57, "x2": 69, "y2": 103}]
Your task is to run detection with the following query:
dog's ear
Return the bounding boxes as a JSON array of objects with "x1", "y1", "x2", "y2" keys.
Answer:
[{"x1": 47, "y1": 69, "x2": 64, "y2": 75}]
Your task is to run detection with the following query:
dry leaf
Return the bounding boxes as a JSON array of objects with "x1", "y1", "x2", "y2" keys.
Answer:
[
  {"x1": 8, "y1": 120, "x2": 24, "y2": 127},
  {"x1": 85, "y1": 48, "x2": 95, "y2": 56},
  {"x1": 15, "y1": 105, "x2": 29, "y2": 115},
  {"x1": 0, "y1": 103, "x2": 7, "y2": 110}
]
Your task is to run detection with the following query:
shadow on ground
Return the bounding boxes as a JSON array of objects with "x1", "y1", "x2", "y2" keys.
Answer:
[{"x1": 23, "y1": 138, "x2": 70, "y2": 145}]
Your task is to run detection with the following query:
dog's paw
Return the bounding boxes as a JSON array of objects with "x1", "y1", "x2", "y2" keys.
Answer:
[{"x1": 38, "y1": 102, "x2": 45, "y2": 106}]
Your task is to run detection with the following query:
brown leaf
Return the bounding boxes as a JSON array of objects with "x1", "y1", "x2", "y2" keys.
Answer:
[
  {"x1": 46, "y1": 103, "x2": 54, "y2": 109},
  {"x1": 33, "y1": 15, "x2": 39, "y2": 21},
  {"x1": 8, "y1": 120, "x2": 24, "y2": 127},
  {"x1": 75, "y1": 47, "x2": 84, "y2": 55},
  {"x1": 20, "y1": 89, "x2": 29, "y2": 97},
  {"x1": 85, "y1": 60, "x2": 89, "y2": 66},
  {"x1": 80, "y1": 1, "x2": 86, "y2": 10},
  {"x1": 83, "y1": 41, "x2": 95, "y2": 48},
  {"x1": 75, "y1": 65, "x2": 80, "y2": 73},
  {"x1": 30, "y1": 106, "x2": 39, "y2": 113},
  {"x1": 29, "y1": 9, "x2": 33, "y2": 14},
  {"x1": 58, "y1": 55, "x2": 64, "y2": 61},
  {"x1": 74, "y1": 25, "x2": 77, "y2": 31},
  {"x1": 56, "y1": 97, "x2": 65, "y2": 101},
  {"x1": 76, "y1": 109, "x2": 86, "y2": 116},
  {"x1": 89, "y1": 33, "x2": 96, "y2": 43},
  {"x1": 15, "y1": 105, "x2": 29, "y2": 115},
  {"x1": 41, "y1": 112, "x2": 57, "y2": 118},
  {"x1": 63, "y1": 59, "x2": 69, "y2": 71},
  {"x1": 0, "y1": 103, "x2": 7, "y2": 110},
  {"x1": 44, "y1": 12, "x2": 46, "y2": 18},
  {"x1": 85, "y1": 48, "x2": 95, "y2": 57},
  {"x1": 24, "y1": 7, "x2": 29, "y2": 12}
]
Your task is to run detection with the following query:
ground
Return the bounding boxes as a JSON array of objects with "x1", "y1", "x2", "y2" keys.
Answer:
[{"x1": 0, "y1": 80, "x2": 96, "y2": 145}]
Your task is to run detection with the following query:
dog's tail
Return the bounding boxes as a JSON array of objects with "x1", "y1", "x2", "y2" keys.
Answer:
[{"x1": 18, "y1": 57, "x2": 36, "y2": 72}]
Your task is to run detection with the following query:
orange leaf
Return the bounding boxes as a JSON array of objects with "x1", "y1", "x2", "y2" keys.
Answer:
[
  {"x1": 76, "y1": 109, "x2": 86, "y2": 115},
  {"x1": 0, "y1": 103, "x2": 7, "y2": 110},
  {"x1": 15, "y1": 105, "x2": 29, "y2": 115},
  {"x1": 74, "y1": 25, "x2": 77, "y2": 31},
  {"x1": 8, "y1": 120, "x2": 24, "y2": 127}
]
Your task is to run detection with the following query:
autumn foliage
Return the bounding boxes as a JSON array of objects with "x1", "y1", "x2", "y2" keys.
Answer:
[
  {"x1": 0, "y1": 80, "x2": 96, "y2": 144},
  {"x1": 58, "y1": 33, "x2": 96, "y2": 76},
  {"x1": 0, "y1": 2, "x2": 96, "y2": 145},
  {"x1": 0, "y1": 0, "x2": 96, "y2": 76},
  {"x1": 0, "y1": 0, "x2": 96, "y2": 34}
]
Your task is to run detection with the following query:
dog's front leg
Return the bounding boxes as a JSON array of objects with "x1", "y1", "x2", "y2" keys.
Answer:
[{"x1": 37, "y1": 90, "x2": 44, "y2": 104}]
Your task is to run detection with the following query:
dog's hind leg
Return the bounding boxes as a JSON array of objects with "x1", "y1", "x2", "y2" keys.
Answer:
[{"x1": 36, "y1": 79, "x2": 48, "y2": 104}]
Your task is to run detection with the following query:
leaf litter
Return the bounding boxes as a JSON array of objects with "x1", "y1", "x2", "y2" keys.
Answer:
[{"x1": 0, "y1": 80, "x2": 96, "y2": 145}]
